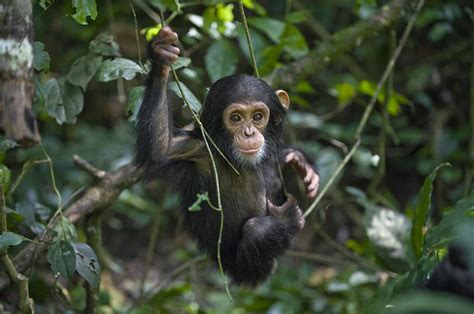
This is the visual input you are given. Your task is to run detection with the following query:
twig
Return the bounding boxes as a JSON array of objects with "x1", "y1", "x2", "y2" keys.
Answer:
[
  {"x1": 465, "y1": 12, "x2": 474, "y2": 196},
  {"x1": 128, "y1": 0, "x2": 144, "y2": 69},
  {"x1": 303, "y1": 0, "x2": 425, "y2": 218},
  {"x1": 73, "y1": 155, "x2": 106, "y2": 179},
  {"x1": 238, "y1": 1, "x2": 259, "y2": 77},
  {"x1": 140, "y1": 207, "x2": 161, "y2": 299}
]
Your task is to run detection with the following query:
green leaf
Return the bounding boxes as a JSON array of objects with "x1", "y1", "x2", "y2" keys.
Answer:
[
  {"x1": 216, "y1": 3, "x2": 234, "y2": 23},
  {"x1": 44, "y1": 78, "x2": 65, "y2": 123},
  {"x1": 173, "y1": 57, "x2": 191, "y2": 70},
  {"x1": 258, "y1": 45, "x2": 282, "y2": 76},
  {"x1": 247, "y1": 17, "x2": 285, "y2": 43},
  {"x1": 97, "y1": 58, "x2": 144, "y2": 82},
  {"x1": 67, "y1": 54, "x2": 103, "y2": 90},
  {"x1": 39, "y1": 0, "x2": 53, "y2": 10},
  {"x1": 0, "y1": 139, "x2": 19, "y2": 153},
  {"x1": 330, "y1": 82, "x2": 357, "y2": 106},
  {"x1": 149, "y1": 0, "x2": 181, "y2": 12},
  {"x1": 204, "y1": 39, "x2": 239, "y2": 82},
  {"x1": 58, "y1": 78, "x2": 84, "y2": 124},
  {"x1": 411, "y1": 163, "x2": 450, "y2": 259},
  {"x1": 143, "y1": 24, "x2": 162, "y2": 42},
  {"x1": 72, "y1": 243, "x2": 101, "y2": 289},
  {"x1": 0, "y1": 164, "x2": 11, "y2": 193},
  {"x1": 236, "y1": 24, "x2": 271, "y2": 65},
  {"x1": 0, "y1": 232, "x2": 24, "y2": 251},
  {"x1": 72, "y1": 0, "x2": 98, "y2": 25},
  {"x1": 33, "y1": 42, "x2": 50, "y2": 72},
  {"x1": 168, "y1": 82, "x2": 202, "y2": 113},
  {"x1": 428, "y1": 22, "x2": 453, "y2": 42},
  {"x1": 126, "y1": 86, "x2": 146, "y2": 123},
  {"x1": 47, "y1": 241, "x2": 76, "y2": 278},
  {"x1": 89, "y1": 33, "x2": 120, "y2": 57},
  {"x1": 280, "y1": 23, "x2": 309, "y2": 58},
  {"x1": 54, "y1": 216, "x2": 78, "y2": 241},
  {"x1": 188, "y1": 193, "x2": 210, "y2": 212},
  {"x1": 425, "y1": 193, "x2": 474, "y2": 250}
]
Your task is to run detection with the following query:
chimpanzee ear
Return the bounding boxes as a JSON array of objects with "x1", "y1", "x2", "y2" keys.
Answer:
[{"x1": 275, "y1": 90, "x2": 290, "y2": 111}]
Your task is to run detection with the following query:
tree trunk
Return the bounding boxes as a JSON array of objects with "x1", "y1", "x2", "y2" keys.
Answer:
[{"x1": 0, "y1": 0, "x2": 40, "y2": 146}]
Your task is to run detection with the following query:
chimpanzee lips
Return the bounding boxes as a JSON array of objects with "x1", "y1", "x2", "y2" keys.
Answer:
[{"x1": 238, "y1": 147, "x2": 260, "y2": 155}]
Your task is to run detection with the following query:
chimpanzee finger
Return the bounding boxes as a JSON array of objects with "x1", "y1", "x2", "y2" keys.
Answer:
[
  {"x1": 155, "y1": 49, "x2": 179, "y2": 64},
  {"x1": 285, "y1": 152, "x2": 296, "y2": 164},
  {"x1": 158, "y1": 45, "x2": 180, "y2": 55},
  {"x1": 155, "y1": 29, "x2": 178, "y2": 45},
  {"x1": 308, "y1": 174, "x2": 319, "y2": 191}
]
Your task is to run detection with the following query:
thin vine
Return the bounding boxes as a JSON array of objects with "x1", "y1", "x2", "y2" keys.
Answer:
[{"x1": 303, "y1": 0, "x2": 425, "y2": 218}]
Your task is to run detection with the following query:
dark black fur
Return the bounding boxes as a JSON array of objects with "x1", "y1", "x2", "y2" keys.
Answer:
[
  {"x1": 136, "y1": 59, "x2": 302, "y2": 286},
  {"x1": 425, "y1": 246, "x2": 474, "y2": 299}
]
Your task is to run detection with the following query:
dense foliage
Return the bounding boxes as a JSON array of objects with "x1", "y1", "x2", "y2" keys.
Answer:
[{"x1": 0, "y1": 0, "x2": 473, "y2": 313}]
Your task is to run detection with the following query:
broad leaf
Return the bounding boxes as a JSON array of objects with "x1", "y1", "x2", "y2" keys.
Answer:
[
  {"x1": 54, "y1": 216, "x2": 78, "y2": 241},
  {"x1": 281, "y1": 23, "x2": 309, "y2": 58},
  {"x1": 204, "y1": 39, "x2": 238, "y2": 82},
  {"x1": 247, "y1": 17, "x2": 285, "y2": 43},
  {"x1": 72, "y1": 0, "x2": 98, "y2": 25},
  {"x1": 58, "y1": 79, "x2": 84, "y2": 124},
  {"x1": 0, "y1": 139, "x2": 19, "y2": 153},
  {"x1": 97, "y1": 58, "x2": 144, "y2": 82},
  {"x1": 72, "y1": 243, "x2": 101, "y2": 289},
  {"x1": 173, "y1": 57, "x2": 191, "y2": 70},
  {"x1": 67, "y1": 54, "x2": 103, "y2": 90},
  {"x1": 411, "y1": 163, "x2": 450, "y2": 259},
  {"x1": 126, "y1": 86, "x2": 146, "y2": 123},
  {"x1": 0, "y1": 232, "x2": 24, "y2": 251},
  {"x1": 89, "y1": 33, "x2": 120, "y2": 57},
  {"x1": 44, "y1": 78, "x2": 65, "y2": 123},
  {"x1": 168, "y1": 81, "x2": 202, "y2": 113},
  {"x1": 33, "y1": 42, "x2": 50, "y2": 72},
  {"x1": 47, "y1": 241, "x2": 76, "y2": 278}
]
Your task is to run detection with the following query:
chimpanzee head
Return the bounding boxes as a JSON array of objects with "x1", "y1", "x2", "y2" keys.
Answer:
[{"x1": 201, "y1": 75, "x2": 290, "y2": 169}]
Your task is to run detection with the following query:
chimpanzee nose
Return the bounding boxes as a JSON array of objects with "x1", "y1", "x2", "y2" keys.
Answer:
[{"x1": 244, "y1": 127, "x2": 255, "y2": 137}]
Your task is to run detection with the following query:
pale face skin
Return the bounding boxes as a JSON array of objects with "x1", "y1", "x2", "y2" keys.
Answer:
[{"x1": 223, "y1": 101, "x2": 270, "y2": 158}]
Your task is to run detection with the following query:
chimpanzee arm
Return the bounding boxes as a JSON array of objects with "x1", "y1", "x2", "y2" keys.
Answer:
[
  {"x1": 281, "y1": 148, "x2": 319, "y2": 198},
  {"x1": 135, "y1": 27, "x2": 205, "y2": 169},
  {"x1": 227, "y1": 195, "x2": 304, "y2": 286}
]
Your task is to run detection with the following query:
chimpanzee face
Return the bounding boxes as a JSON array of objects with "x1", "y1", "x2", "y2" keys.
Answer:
[{"x1": 223, "y1": 101, "x2": 270, "y2": 167}]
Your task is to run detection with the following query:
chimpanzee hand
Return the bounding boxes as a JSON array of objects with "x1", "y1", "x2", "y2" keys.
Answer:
[
  {"x1": 267, "y1": 194, "x2": 305, "y2": 233},
  {"x1": 149, "y1": 26, "x2": 180, "y2": 68},
  {"x1": 284, "y1": 150, "x2": 319, "y2": 198}
]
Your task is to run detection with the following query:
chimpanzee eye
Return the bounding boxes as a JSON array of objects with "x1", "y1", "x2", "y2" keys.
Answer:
[
  {"x1": 253, "y1": 112, "x2": 263, "y2": 122},
  {"x1": 230, "y1": 114, "x2": 241, "y2": 122}
]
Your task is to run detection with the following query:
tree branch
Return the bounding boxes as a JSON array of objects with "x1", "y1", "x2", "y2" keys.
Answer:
[
  {"x1": 265, "y1": 0, "x2": 411, "y2": 88},
  {"x1": 0, "y1": 160, "x2": 142, "y2": 290}
]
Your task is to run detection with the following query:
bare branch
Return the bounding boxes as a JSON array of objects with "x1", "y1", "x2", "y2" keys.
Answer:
[{"x1": 0, "y1": 160, "x2": 142, "y2": 290}]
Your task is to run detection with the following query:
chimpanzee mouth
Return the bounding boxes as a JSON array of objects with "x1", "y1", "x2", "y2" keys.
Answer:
[{"x1": 238, "y1": 148, "x2": 260, "y2": 155}]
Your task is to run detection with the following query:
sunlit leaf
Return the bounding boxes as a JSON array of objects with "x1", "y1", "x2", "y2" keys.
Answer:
[
  {"x1": 216, "y1": 4, "x2": 234, "y2": 23},
  {"x1": 330, "y1": 82, "x2": 357, "y2": 106}
]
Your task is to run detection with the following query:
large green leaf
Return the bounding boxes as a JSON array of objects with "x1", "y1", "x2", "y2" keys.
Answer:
[
  {"x1": 247, "y1": 17, "x2": 285, "y2": 43},
  {"x1": 168, "y1": 82, "x2": 202, "y2": 114},
  {"x1": 47, "y1": 241, "x2": 76, "y2": 278},
  {"x1": 33, "y1": 42, "x2": 50, "y2": 72},
  {"x1": 44, "y1": 78, "x2": 84, "y2": 124},
  {"x1": 126, "y1": 86, "x2": 146, "y2": 123},
  {"x1": 67, "y1": 54, "x2": 103, "y2": 90},
  {"x1": 281, "y1": 23, "x2": 309, "y2": 58},
  {"x1": 411, "y1": 163, "x2": 450, "y2": 259},
  {"x1": 72, "y1": 0, "x2": 98, "y2": 25},
  {"x1": 97, "y1": 58, "x2": 144, "y2": 82},
  {"x1": 204, "y1": 39, "x2": 239, "y2": 83},
  {"x1": 72, "y1": 243, "x2": 101, "y2": 289},
  {"x1": 0, "y1": 232, "x2": 24, "y2": 251},
  {"x1": 54, "y1": 216, "x2": 78, "y2": 241}
]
